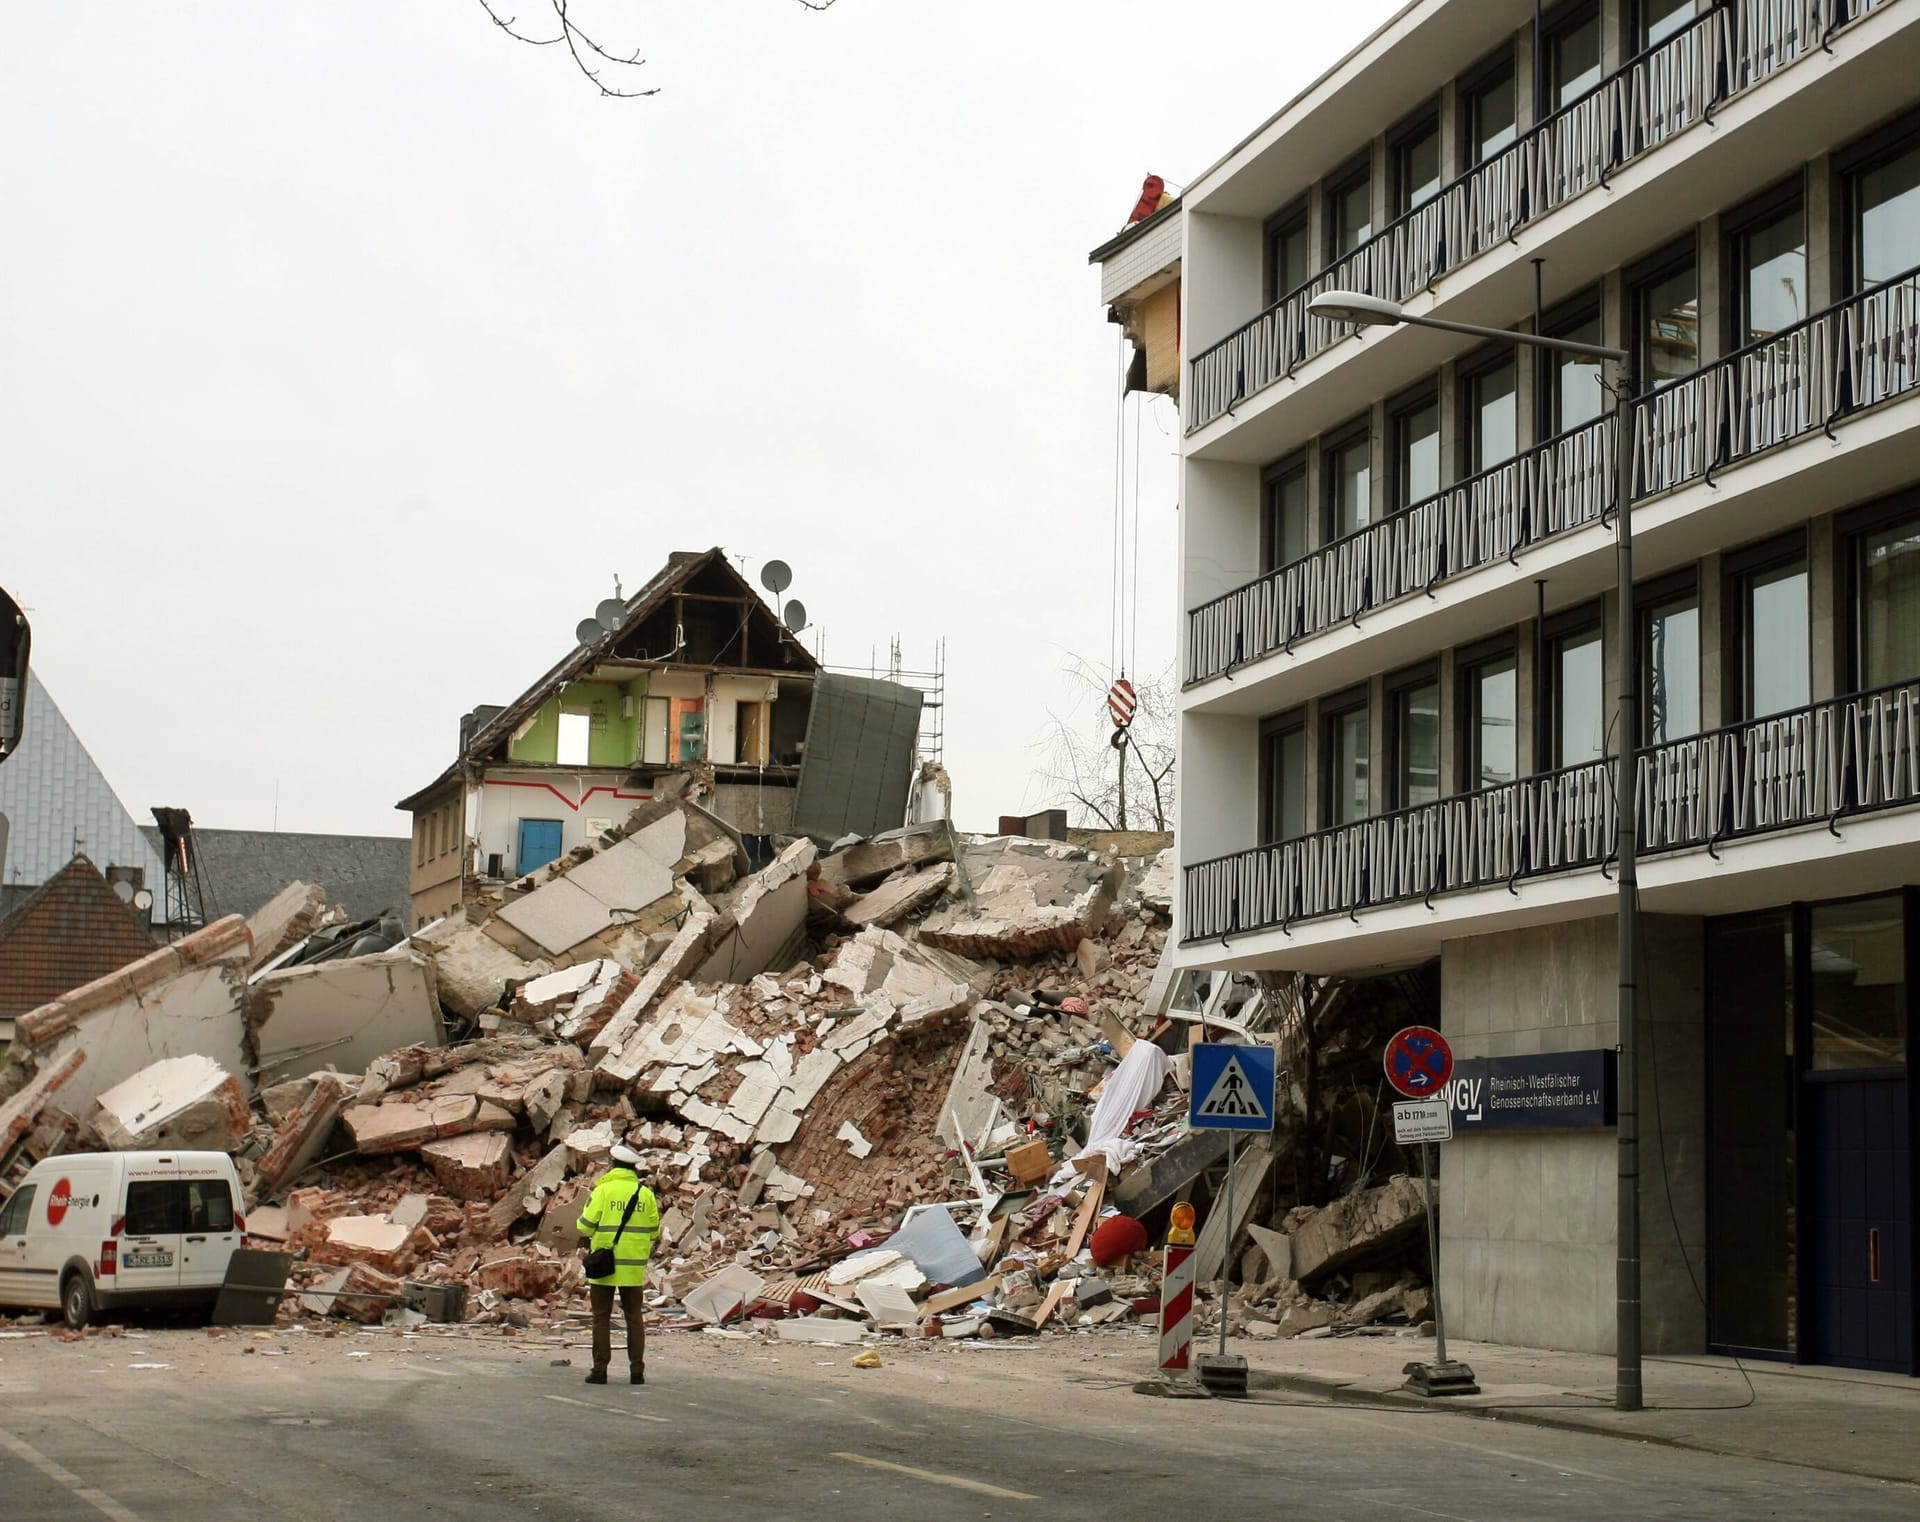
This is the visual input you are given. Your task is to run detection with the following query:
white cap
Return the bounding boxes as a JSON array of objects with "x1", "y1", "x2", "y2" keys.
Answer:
[{"x1": 610, "y1": 1143, "x2": 644, "y2": 1167}]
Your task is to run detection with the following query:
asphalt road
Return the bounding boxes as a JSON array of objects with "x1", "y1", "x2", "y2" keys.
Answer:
[{"x1": 2, "y1": 1327, "x2": 1915, "y2": 1522}]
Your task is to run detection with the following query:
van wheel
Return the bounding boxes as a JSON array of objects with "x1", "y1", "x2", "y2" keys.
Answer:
[{"x1": 61, "y1": 1273, "x2": 95, "y2": 1331}]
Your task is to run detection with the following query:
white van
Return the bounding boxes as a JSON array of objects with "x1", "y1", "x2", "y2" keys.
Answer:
[{"x1": 0, "y1": 1152, "x2": 247, "y2": 1328}]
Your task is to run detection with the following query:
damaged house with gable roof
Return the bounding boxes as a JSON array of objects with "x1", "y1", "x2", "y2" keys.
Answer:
[{"x1": 398, "y1": 548, "x2": 929, "y2": 931}]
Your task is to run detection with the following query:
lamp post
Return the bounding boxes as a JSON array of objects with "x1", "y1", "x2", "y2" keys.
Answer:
[{"x1": 1308, "y1": 291, "x2": 1642, "y2": 1413}]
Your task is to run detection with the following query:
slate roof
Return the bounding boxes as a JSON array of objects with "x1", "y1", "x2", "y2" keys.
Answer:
[
  {"x1": 0, "y1": 671, "x2": 166, "y2": 896},
  {"x1": 0, "y1": 855, "x2": 158, "y2": 1019},
  {"x1": 137, "y1": 827, "x2": 411, "y2": 924}
]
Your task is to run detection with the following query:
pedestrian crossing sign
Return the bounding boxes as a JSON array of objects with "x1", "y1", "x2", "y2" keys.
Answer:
[{"x1": 1188, "y1": 1043, "x2": 1276, "y2": 1132}]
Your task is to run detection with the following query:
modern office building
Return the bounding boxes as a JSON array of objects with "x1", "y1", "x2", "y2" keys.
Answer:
[{"x1": 1129, "y1": 0, "x2": 1920, "y2": 1373}]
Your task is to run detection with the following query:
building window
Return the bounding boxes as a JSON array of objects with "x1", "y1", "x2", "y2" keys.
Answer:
[
  {"x1": 1729, "y1": 534, "x2": 1810, "y2": 720},
  {"x1": 1809, "y1": 895, "x2": 1908, "y2": 1070},
  {"x1": 1638, "y1": 0, "x2": 1700, "y2": 50},
  {"x1": 1461, "y1": 348, "x2": 1518, "y2": 475},
  {"x1": 1260, "y1": 709, "x2": 1309, "y2": 842},
  {"x1": 1545, "y1": 606, "x2": 1605, "y2": 769},
  {"x1": 1391, "y1": 109, "x2": 1442, "y2": 218},
  {"x1": 1846, "y1": 122, "x2": 1920, "y2": 290},
  {"x1": 1261, "y1": 456, "x2": 1309, "y2": 572},
  {"x1": 1544, "y1": 294, "x2": 1606, "y2": 434},
  {"x1": 1326, "y1": 160, "x2": 1373, "y2": 262},
  {"x1": 1543, "y1": 1, "x2": 1603, "y2": 114},
  {"x1": 1388, "y1": 665, "x2": 1441, "y2": 809},
  {"x1": 1389, "y1": 387, "x2": 1441, "y2": 510},
  {"x1": 1321, "y1": 687, "x2": 1371, "y2": 826},
  {"x1": 415, "y1": 821, "x2": 427, "y2": 868},
  {"x1": 1462, "y1": 52, "x2": 1517, "y2": 168},
  {"x1": 1632, "y1": 245, "x2": 1699, "y2": 391},
  {"x1": 1845, "y1": 499, "x2": 1920, "y2": 690},
  {"x1": 1458, "y1": 639, "x2": 1519, "y2": 790},
  {"x1": 1728, "y1": 186, "x2": 1806, "y2": 346},
  {"x1": 1638, "y1": 573, "x2": 1701, "y2": 744},
  {"x1": 1322, "y1": 420, "x2": 1372, "y2": 541},
  {"x1": 1264, "y1": 201, "x2": 1311, "y2": 305},
  {"x1": 556, "y1": 710, "x2": 592, "y2": 766}
]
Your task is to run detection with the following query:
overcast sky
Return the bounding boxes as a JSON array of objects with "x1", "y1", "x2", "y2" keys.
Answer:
[{"x1": 3, "y1": 0, "x2": 1400, "y2": 839}]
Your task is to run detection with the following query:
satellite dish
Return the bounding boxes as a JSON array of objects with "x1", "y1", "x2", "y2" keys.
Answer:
[
  {"x1": 761, "y1": 560, "x2": 793, "y2": 596},
  {"x1": 112, "y1": 880, "x2": 134, "y2": 903},
  {"x1": 783, "y1": 599, "x2": 808, "y2": 633},
  {"x1": 133, "y1": 889, "x2": 153, "y2": 911},
  {"x1": 594, "y1": 597, "x2": 627, "y2": 632},
  {"x1": 575, "y1": 617, "x2": 604, "y2": 649}
]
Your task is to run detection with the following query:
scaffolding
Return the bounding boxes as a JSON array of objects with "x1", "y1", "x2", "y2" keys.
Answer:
[{"x1": 823, "y1": 635, "x2": 945, "y2": 767}]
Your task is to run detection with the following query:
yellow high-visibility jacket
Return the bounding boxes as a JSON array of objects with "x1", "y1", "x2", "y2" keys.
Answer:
[{"x1": 575, "y1": 1166, "x2": 661, "y2": 1288}]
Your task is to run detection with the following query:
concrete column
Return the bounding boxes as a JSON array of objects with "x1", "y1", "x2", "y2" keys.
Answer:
[
  {"x1": 1368, "y1": 674, "x2": 1388, "y2": 817},
  {"x1": 1372, "y1": 135, "x2": 1391, "y2": 238},
  {"x1": 1304, "y1": 697, "x2": 1325, "y2": 831},
  {"x1": 1810, "y1": 514, "x2": 1838, "y2": 702},
  {"x1": 1181, "y1": 458, "x2": 1262, "y2": 614},
  {"x1": 1601, "y1": 587, "x2": 1623, "y2": 757},
  {"x1": 1439, "y1": 79, "x2": 1463, "y2": 187},
  {"x1": 1369, "y1": 402, "x2": 1388, "y2": 527},
  {"x1": 1304, "y1": 435, "x2": 1325, "y2": 553},
  {"x1": 1601, "y1": 0, "x2": 1626, "y2": 73},
  {"x1": 1439, "y1": 363, "x2": 1461, "y2": 482},
  {"x1": 1697, "y1": 216, "x2": 1723, "y2": 364},
  {"x1": 1438, "y1": 647, "x2": 1460, "y2": 795},
  {"x1": 1515, "y1": 24, "x2": 1538, "y2": 133},
  {"x1": 1307, "y1": 182, "x2": 1327, "y2": 283},
  {"x1": 1186, "y1": 209, "x2": 1263, "y2": 355},
  {"x1": 1698, "y1": 553, "x2": 1724, "y2": 731},
  {"x1": 1808, "y1": 155, "x2": 1839, "y2": 313},
  {"x1": 1178, "y1": 709, "x2": 1260, "y2": 863},
  {"x1": 1517, "y1": 620, "x2": 1539, "y2": 772}
]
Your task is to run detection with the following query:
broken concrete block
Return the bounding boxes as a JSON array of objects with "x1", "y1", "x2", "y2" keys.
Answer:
[
  {"x1": 485, "y1": 1143, "x2": 572, "y2": 1236},
  {"x1": 684, "y1": 1265, "x2": 765, "y2": 1324},
  {"x1": 330, "y1": 1263, "x2": 406, "y2": 1323},
  {"x1": 255, "y1": 1074, "x2": 350, "y2": 1196},
  {"x1": 495, "y1": 877, "x2": 622, "y2": 958},
  {"x1": 312, "y1": 1215, "x2": 418, "y2": 1275},
  {"x1": 1244, "y1": 1319, "x2": 1282, "y2": 1340},
  {"x1": 776, "y1": 1317, "x2": 866, "y2": 1346},
  {"x1": 563, "y1": 1120, "x2": 616, "y2": 1170},
  {"x1": 1277, "y1": 1299, "x2": 1339, "y2": 1337},
  {"x1": 816, "y1": 828, "x2": 954, "y2": 890},
  {"x1": 589, "y1": 913, "x2": 721, "y2": 1077},
  {"x1": 258, "y1": 1076, "x2": 317, "y2": 1126},
  {"x1": 856, "y1": 1281, "x2": 921, "y2": 1328},
  {"x1": 246, "y1": 1206, "x2": 291, "y2": 1242},
  {"x1": 411, "y1": 917, "x2": 553, "y2": 1022},
  {"x1": 919, "y1": 840, "x2": 1120, "y2": 959},
  {"x1": 1287, "y1": 1176, "x2": 1426, "y2": 1286},
  {"x1": 340, "y1": 1093, "x2": 486, "y2": 1154},
  {"x1": 822, "y1": 926, "x2": 982, "y2": 1006},
  {"x1": 475, "y1": 1253, "x2": 566, "y2": 1300},
  {"x1": 1341, "y1": 1286, "x2": 1405, "y2": 1328},
  {"x1": 842, "y1": 863, "x2": 954, "y2": 929},
  {"x1": 93, "y1": 1055, "x2": 253, "y2": 1153},
  {"x1": 421, "y1": 1133, "x2": 515, "y2": 1201},
  {"x1": 558, "y1": 833, "x2": 677, "y2": 914},
  {"x1": 246, "y1": 882, "x2": 333, "y2": 971},
  {"x1": 1075, "y1": 937, "x2": 1111, "y2": 980},
  {"x1": 693, "y1": 839, "x2": 815, "y2": 985},
  {"x1": 252, "y1": 949, "x2": 446, "y2": 1089},
  {"x1": 835, "y1": 1121, "x2": 873, "y2": 1159}
]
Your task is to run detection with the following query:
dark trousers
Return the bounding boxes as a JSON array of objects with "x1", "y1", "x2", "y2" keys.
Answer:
[{"x1": 589, "y1": 1284, "x2": 645, "y2": 1374}]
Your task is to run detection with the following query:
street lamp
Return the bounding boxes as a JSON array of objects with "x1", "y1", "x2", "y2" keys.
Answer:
[{"x1": 1308, "y1": 290, "x2": 1644, "y2": 1413}]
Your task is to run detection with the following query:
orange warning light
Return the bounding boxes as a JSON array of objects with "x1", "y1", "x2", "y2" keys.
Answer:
[{"x1": 1167, "y1": 1200, "x2": 1197, "y2": 1246}]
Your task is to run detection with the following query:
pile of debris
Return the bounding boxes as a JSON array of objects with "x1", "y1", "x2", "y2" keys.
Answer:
[{"x1": 0, "y1": 798, "x2": 1437, "y2": 1348}]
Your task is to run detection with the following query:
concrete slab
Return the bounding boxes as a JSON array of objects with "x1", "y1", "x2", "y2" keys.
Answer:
[
  {"x1": 561, "y1": 834, "x2": 677, "y2": 913},
  {"x1": 255, "y1": 1074, "x2": 349, "y2": 1197},
  {"x1": 94, "y1": 1055, "x2": 252, "y2": 1153},
  {"x1": 252, "y1": 949, "x2": 445, "y2": 1088},
  {"x1": 494, "y1": 876, "x2": 621, "y2": 957},
  {"x1": 843, "y1": 863, "x2": 954, "y2": 928}
]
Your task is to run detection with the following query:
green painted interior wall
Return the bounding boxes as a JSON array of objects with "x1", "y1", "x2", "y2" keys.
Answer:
[{"x1": 506, "y1": 677, "x2": 650, "y2": 765}]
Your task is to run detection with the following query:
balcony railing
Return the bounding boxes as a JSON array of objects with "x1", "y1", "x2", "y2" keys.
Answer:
[
  {"x1": 1187, "y1": 262, "x2": 1920, "y2": 686},
  {"x1": 1182, "y1": 677, "x2": 1920, "y2": 944},
  {"x1": 1186, "y1": 0, "x2": 1885, "y2": 433}
]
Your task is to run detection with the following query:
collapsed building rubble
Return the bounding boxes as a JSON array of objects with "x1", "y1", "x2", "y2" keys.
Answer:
[{"x1": 0, "y1": 803, "x2": 1439, "y2": 1352}]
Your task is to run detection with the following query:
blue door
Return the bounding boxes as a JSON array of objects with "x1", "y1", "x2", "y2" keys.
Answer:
[{"x1": 516, "y1": 818, "x2": 564, "y2": 877}]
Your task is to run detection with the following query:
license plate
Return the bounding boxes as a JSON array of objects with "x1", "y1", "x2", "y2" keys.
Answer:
[{"x1": 122, "y1": 1251, "x2": 173, "y2": 1269}]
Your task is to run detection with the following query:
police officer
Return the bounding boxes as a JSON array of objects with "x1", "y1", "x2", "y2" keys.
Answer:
[{"x1": 575, "y1": 1143, "x2": 661, "y2": 1385}]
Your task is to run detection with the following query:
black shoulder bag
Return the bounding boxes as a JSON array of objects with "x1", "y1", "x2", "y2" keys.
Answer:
[{"x1": 583, "y1": 1180, "x2": 643, "y2": 1279}]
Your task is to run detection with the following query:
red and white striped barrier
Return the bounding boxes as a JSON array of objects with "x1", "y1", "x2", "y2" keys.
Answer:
[{"x1": 1158, "y1": 1243, "x2": 1195, "y2": 1373}]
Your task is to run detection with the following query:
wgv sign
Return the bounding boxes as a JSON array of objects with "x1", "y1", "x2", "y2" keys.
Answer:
[{"x1": 1443, "y1": 1050, "x2": 1617, "y2": 1132}]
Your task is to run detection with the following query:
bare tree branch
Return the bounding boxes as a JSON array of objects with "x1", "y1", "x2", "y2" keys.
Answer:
[
  {"x1": 1035, "y1": 656, "x2": 1178, "y2": 833},
  {"x1": 476, "y1": 0, "x2": 837, "y2": 97}
]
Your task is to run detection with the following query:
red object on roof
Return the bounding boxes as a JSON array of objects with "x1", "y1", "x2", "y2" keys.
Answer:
[{"x1": 1127, "y1": 175, "x2": 1167, "y2": 226}]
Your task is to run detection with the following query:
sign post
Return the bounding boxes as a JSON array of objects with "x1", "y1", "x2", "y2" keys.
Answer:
[
  {"x1": 1384, "y1": 1026, "x2": 1478, "y2": 1397},
  {"x1": 1187, "y1": 1043, "x2": 1276, "y2": 1397}
]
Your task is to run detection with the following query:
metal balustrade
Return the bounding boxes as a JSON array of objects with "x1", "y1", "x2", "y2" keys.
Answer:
[
  {"x1": 1186, "y1": 0, "x2": 1886, "y2": 433},
  {"x1": 1182, "y1": 677, "x2": 1920, "y2": 944},
  {"x1": 1187, "y1": 264, "x2": 1920, "y2": 686}
]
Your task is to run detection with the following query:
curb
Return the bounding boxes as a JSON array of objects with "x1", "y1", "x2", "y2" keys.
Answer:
[{"x1": 1235, "y1": 1368, "x2": 1920, "y2": 1489}]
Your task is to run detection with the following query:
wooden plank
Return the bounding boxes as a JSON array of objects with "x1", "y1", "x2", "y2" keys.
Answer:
[
  {"x1": 1191, "y1": 1132, "x2": 1276, "y2": 1285},
  {"x1": 1033, "y1": 1280, "x2": 1075, "y2": 1329},
  {"x1": 1062, "y1": 1178, "x2": 1106, "y2": 1260},
  {"x1": 919, "y1": 1273, "x2": 1001, "y2": 1317}
]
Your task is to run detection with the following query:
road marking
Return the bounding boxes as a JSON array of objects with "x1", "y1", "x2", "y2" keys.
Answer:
[
  {"x1": 831, "y1": 1452, "x2": 1038, "y2": 1501},
  {"x1": 0, "y1": 1424, "x2": 145, "y2": 1522},
  {"x1": 541, "y1": 1392, "x2": 669, "y2": 1423}
]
